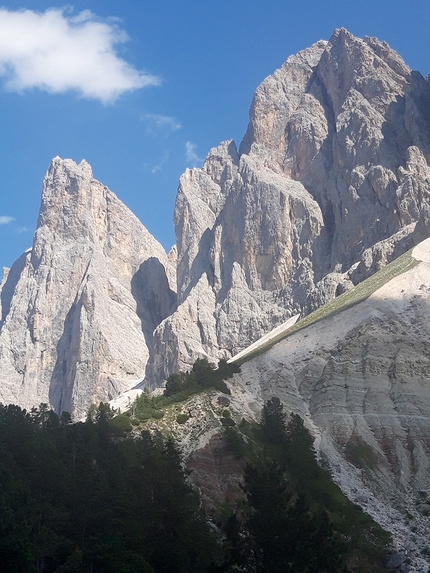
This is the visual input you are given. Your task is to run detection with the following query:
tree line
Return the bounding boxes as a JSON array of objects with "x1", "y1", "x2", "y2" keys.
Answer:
[{"x1": 0, "y1": 393, "x2": 390, "y2": 571}]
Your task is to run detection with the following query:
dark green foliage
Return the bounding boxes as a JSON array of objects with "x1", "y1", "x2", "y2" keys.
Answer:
[
  {"x1": 164, "y1": 358, "x2": 236, "y2": 400},
  {"x1": 108, "y1": 413, "x2": 133, "y2": 436},
  {"x1": 222, "y1": 426, "x2": 246, "y2": 459},
  {"x1": 260, "y1": 396, "x2": 287, "y2": 444},
  {"x1": 164, "y1": 371, "x2": 193, "y2": 398},
  {"x1": 0, "y1": 395, "x2": 391, "y2": 573},
  {"x1": 221, "y1": 409, "x2": 235, "y2": 427},
  {"x1": 217, "y1": 359, "x2": 240, "y2": 379},
  {"x1": 217, "y1": 512, "x2": 254, "y2": 573},
  {"x1": 176, "y1": 413, "x2": 189, "y2": 424},
  {"x1": 0, "y1": 402, "x2": 218, "y2": 572},
  {"x1": 218, "y1": 399, "x2": 391, "y2": 573},
  {"x1": 128, "y1": 359, "x2": 239, "y2": 424},
  {"x1": 131, "y1": 390, "x2": 165, "y2": 422},
  {"x1": 242, "y1": 461, "x2": 346, "y2": 573}
]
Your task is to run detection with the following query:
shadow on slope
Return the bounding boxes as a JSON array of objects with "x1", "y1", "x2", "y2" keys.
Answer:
[
  {"x1": 0, "y1": 251, "x2": 28, "y2": 325},
  {"x1": 131, "y1": 257, "x2": 177, "y2": 351}
]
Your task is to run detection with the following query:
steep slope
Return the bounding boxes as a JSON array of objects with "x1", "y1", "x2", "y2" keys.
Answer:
[
  {"x1": 2, "y1": 28, "x2": 430, "y2": 418},
  {"x1": 148, "y1": 28, "x2": 430, "y2": 385},
  {"x1": 0, "y1": 158, "x2": 176, "y2": 418},
  {"x1": 228, "y1": 238, "x2": 430, "y2": 566},
  {"x1": 144, "y1": 239, "x2": 430, "y2": 568}
]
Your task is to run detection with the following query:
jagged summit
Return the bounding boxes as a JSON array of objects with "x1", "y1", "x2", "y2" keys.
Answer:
[
  {"x1": 1, "y1": 29, "x2": 430, "y2": 566},
  {"x1": 148, "y1": 28, "x2": 430, "y2": 384},
  {"x1": 1, "y1": 29, "x2": 430, "y2": 415},
  {"x1": 0, "y1": 157, "x2": 176, "y2": 418}
]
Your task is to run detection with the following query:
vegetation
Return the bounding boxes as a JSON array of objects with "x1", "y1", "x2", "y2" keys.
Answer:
[
  {"x1": 0, "y1": 365, "x2": 392, "y2": 572},
  {"x1": 0, "y1": 402, "x2": 219, "y2": 572},
  {"x1": 164, "y1": 358, "x2": 239, "y2": 397},
  {"x1": 220, "y1": 399, "x2": 391, "y2": 572},
  {"x1": 129, "y1": 358, "x2": 239, "y2": 423}
]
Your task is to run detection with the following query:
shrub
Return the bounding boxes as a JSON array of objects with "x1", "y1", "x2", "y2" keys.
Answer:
[
  {"x1": 221, "y1": 409, "x2": 235, "y2": 427},
  {"x1": 176, "y1": 413, "x2": 189, "y2": 424},
  {"x1": 107, "y1": 414, "x2": 132, "y2": 437}
]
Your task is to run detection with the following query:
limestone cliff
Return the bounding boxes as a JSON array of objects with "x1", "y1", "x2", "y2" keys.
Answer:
[
  {"x1": 2, "y1": 28, "x2": 430, "y2": 417},
  {"x1": 0, "y1": 158, "x2": 176, "y2": 418},
  {"x1": 148, "y1": 28, "x2": 430, "y2": 384}
]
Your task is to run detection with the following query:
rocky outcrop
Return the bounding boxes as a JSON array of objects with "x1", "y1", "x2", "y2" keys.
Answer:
[
  {"x1": 147, "y1": 29, "x2": 430, "y2": 384},
  {"x1": 0, "y1": 158, "x2": 176, "y2": 418}
]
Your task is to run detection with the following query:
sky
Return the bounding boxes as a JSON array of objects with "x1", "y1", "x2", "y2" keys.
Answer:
[{"x1": 0, "y1": 0, "x2": 429, "y2": 270}]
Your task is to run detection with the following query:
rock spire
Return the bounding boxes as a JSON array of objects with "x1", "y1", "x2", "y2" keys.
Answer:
[{"x1": 0, "y1": 158, "x2": 176, "y2": 418}]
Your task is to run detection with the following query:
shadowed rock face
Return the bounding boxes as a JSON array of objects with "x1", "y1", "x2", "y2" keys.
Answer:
[
  {"x1": 147, "y1": 28, "x2": 430, "y2": 384},
  {"x1": 0, "y1": 158, "x2": 176, "y2": 419}
]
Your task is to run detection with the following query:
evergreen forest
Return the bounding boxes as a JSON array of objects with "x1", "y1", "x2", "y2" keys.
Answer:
[{"x1": 0, "y1": 382, "x2": 392, "y2": 572}]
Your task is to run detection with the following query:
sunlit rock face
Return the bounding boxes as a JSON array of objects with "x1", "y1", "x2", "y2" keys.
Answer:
[
  {"x1": 0, "y1": 158, "x2": 176, "y2": 418},
  {"x1": 2, "y1": 28, "x2": 430, "y2": 413},
  {"x1": 148, "y1": 28, "x2": 430, "y2": 383}
]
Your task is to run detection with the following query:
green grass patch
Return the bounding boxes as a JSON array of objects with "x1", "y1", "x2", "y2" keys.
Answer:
[
  {"x1": 127, "y1": 359, "x2": 240, "y2": 424},
  {"x1": 176, "y1": 413, "x2": 189, "y2": 424},
  {"x1": 236, "y1": 249, "x2": 418, "y2": 364},
  {"x1": 346, "y1": 441, "x2": 378, "y2": 471}
]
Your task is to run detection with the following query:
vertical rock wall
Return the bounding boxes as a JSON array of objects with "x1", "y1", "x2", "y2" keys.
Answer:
[{"x1": 147, "y1": 29, "x2": 430, "y2": 384}]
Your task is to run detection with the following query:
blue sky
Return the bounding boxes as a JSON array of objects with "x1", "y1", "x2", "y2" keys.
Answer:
[{"x1": 0, "y1": 0, "x2": 429, "y2": 270}]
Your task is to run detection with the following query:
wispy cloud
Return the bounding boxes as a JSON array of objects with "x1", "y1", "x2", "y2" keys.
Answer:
[
  {"x1": 152, "y1": 150, "x2": 169, "y2": 173},
  {"x1": 185, "y1": 141, "x2": 203, "y2": 166},
  {"x1": 0, "y1": 8, "x2": 160, "y2": 103},
  {"x1": 141, "y1": 113, "x2": 182, "y2": 134},
  {"x1": 0, "y1": 216, "x2": 15, "y2": 225},
  {"x1": 17, "y1": 226, "x2": 29, "y2": 233}
]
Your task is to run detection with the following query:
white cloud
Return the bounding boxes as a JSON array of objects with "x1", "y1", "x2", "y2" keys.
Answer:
[
  {"x1": 185, "y1": 141, "x2": 203, "y2": 166},
  {"x1": 0, "y1": 8, "x2": 160, "y2": 103},
  {"x1": 142, "y1": 113, "x2": 182, "y2": 133},
  {"x1": 0, "y1": 216, "x2": 15, "y2": 225}
]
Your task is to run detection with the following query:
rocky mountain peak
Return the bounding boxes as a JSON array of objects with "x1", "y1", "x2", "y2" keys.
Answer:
[
  {"x1": 37, "y1": 157, "x2": 94, "y2": 234},
  {"x1": 147, "y1": 29, "x2": 430, "y2": 384},
  {"x1": 0, "y1": 158, "x2": 176, "y2": 418},
  {"x1": 2, "y1": 29, "x2": 430, "y2": 414},
  {"x1": 1, "y1": 29, "x2": 430, "y2": 565}
]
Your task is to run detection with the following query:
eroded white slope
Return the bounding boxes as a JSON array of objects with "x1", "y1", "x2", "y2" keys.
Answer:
[{"x1": 230, "y1": 238, "x2": 430, "y2": 566}]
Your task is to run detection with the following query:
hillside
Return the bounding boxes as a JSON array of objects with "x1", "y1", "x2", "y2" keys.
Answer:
[
  {"x1": 0, "y1": 28, "x2": 430, "y2": 569},
  {"x1": 119, "y1": 238, "x2": 430, "y2": 569},
  {"x1": 229, "y1": 237, "x2": 430, "y2": 569}
]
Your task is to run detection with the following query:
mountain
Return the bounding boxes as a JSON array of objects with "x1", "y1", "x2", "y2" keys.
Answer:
[
  {"x1": 233, "y1": 239, "x2": 430, "y2": 565},
  {"x1": 1, "y1": 26, "x2": 430, "y2": 567},
  {"x1": 148, "y1": 27, "x2": 430, "y2": 384},
  {"x1": 149, "y1": 240, "x2": 430, "y2": 568},
  {"x1": 1, "y1": 28, "x2": 430, "y2": 418},
  {"x1": 0, "y1": 158, "x2": 176, "y2": 418}
]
